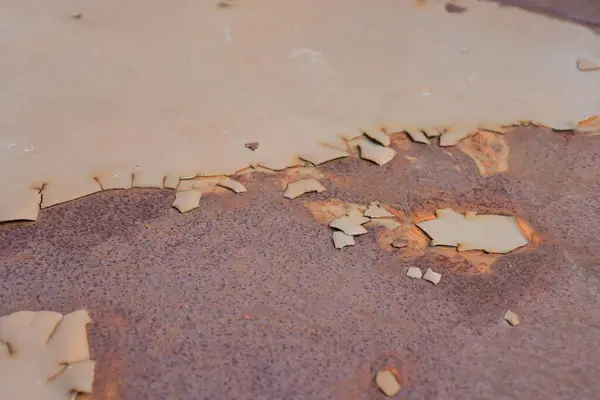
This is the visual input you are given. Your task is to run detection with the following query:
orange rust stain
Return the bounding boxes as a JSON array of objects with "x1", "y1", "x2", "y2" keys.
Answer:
[
  {"x1": 389, "y1": 133, "x2": 412, "y2": 152},
  {"x1": 278, "y1": 167, "x2": 325, "y2": 187},
  {"x1": 304, "y1": 198, "x2": 365, "y2": 224},
  {"x1": 432, "y1": 247, "x2": 500, "y2": 275},
  {"x1": 577, "y1": 115, "x2": 599, "y2": 127},
  {"x1": 457, "y1": 131, "x2": 509, "y2": 176},
  {"x1": 376, "y1": 223, "x2": 429, "y2": 260},
  {"x1": 515, "y1": 217, "x2": 542, "y2": 250}
]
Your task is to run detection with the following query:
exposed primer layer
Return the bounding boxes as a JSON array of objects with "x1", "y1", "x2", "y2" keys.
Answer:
[{"x1": 1, "y1": 0, "x2": 599, "y2": 221}]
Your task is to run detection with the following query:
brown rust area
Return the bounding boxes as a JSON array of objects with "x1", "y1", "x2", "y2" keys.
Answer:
[{"x1": 457, "y1": 131, "x2": 510, "y2": 176}]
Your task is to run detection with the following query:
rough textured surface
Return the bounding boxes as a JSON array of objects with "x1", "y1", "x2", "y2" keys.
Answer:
[
  {"x1": 1, "y1": 0, "x2": 600, "y2": 221},
  {"x1": 1, "y1": 126, "x2": 600, "y2": 399},
  {"x1": 2, "y1": 2, "x2": 600, "y2": 400}
]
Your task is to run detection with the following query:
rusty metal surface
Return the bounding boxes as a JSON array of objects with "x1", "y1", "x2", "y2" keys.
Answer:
[
  {"x1": 2, "y1": 3, "x2": 600, "y2": 400},
  {"x1": 2, "y1": 128, "x2": 599, "y2": 400}
]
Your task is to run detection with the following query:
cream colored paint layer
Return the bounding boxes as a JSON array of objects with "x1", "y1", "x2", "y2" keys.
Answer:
[
  {"x1": 1, "y1": 0, "x2": 599, "y2": 221},
  {"x1": 417, "y1": 208, "x2": 528, "y2": 253},
  {"x1": 0, "y1": 310, "x2": 95, "y2": 399}
]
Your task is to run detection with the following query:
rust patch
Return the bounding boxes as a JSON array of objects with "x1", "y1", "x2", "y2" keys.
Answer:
[
  {"x1": 305, "y1": 198, "x2": 365, "y2": 225},
  {"x1": 432, "y1": 247, "x2": 501, "y2": 275},
  {"x1": 457, "y1": 131, "x2": 509, "y2": 176},
  {"x1": 389, "y1": 133, "x2": 412, "y2": 152},
  {"x1": 279, "y1": 167, "x2": 325, "y2": 188}
]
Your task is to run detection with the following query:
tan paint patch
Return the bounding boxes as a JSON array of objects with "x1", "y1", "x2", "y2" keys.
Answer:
[
  {"x1": 457, "y1": 131, "x2": 509, "y2": 176},
  {"x1": 417, "y1": 208, "x2": 528, "y2": 253},
  {"x1": 305, "y1": 199, "x2": 366, "y2": 225},
  {"x1": 0, "y1": 310, "x2": 95, "y2": 399},
  {"x1": 283, "y1": 179, "x2": 326, "y2": 199}
]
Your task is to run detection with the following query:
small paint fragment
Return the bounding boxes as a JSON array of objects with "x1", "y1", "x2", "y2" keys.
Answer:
[
  {"x1": 332, "y1": 231, "x2": 355, "y2": 249},
  {"x1": 391, "y1": 239, "x2": 408, "y2": 248},
  {"x1": 404, "y1": 129, "x2": 430, "y2": 144},
  {"x1": 357, "y1": 138, "x2": 396, "y2": 166},
  {"x1": 407, "y1": 267, "x2": 423, "y2": 279},
  {"x1": 171, "y1": 190, "x2": 202, "y2": 213},
  {"x1": 363, "y1": 128, "x2": 391, "y2": 147},
  {"x1": 243, "y1": 313, "x2": 253, "y2": 320},
  {"x1": 217, "y1": 178, "x2": 247, "y2": 193},
  {"x1": 245, "y1": 142, "x2": 259, "y2": 151},
  {"x1": 445, "y1": 2, "x2": 467, "y2": 13},
  {"x1": 375, "y1": 370, "x2": 401, "y2": 397},
  {"x1": 422, "y1": 268, "x2": 442, "y2": 285},
  {"x1": 364, "y1": 202, "x2": 395, "y2": 218},
  {"x1": 330, "y1": 215, "x2": 370, "y2": 236},
  {"x1": 283, "y1": 178, "x2": 326, "y2": 199},
  {"x1": 299, "y1": 145, "x2": 349, "y2": 165},
  {"x1": 504, "y1": 310, "x2": 520, "y2": 326},
  {"x1": 577, "y1": 57, "x2": 600, "y2": 72}
]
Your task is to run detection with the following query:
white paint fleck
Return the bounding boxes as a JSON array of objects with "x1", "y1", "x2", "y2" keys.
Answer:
[
  {"x1": 290, "y1": 47, "x2": 323, "y2": 63},
  {"x1": 24, "y1": 144, "x2": 34, "y2": 152},
  {"x1": 6, "y1": 143, "x2": 16, "y2": 149}
]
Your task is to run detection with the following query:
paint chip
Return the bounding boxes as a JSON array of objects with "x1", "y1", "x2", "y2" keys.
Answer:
[
  {"x1": 245, "y1": 142, "x2": 259, "y2": 151},
  {"x1": 364, "y1": 202, "x2": 395, "y2": 218},
  {"x1": 445, "y1": 2, "x2": 468, "y2": 13},
  {"x1": 357, "y1": 138, "x2": 396, "y2": 166},
  {"x1": 217, "y1": 178, "x2": 247, "y2": 193},
  {"x1": 504, "y1": 310, "x2": 520, "y2": 326},
  {"x1": 330, "y1": 214, "x2": 370, "y2": 236},
  {"x1": 423, "y1": 268, "x2": 442, "y2": 285},
  {"x1": 375, "y1": 370, "x2": 401, "y2": 397},
  {"x1": 283, "y1": 178, "x2": 326, "y2": 199},
  {"x1": 404, "y1": 129, "x2": 431, "y2": 144},
  {"x1": 0, "y1": 310, "x2": 96, "y2": 399},
  {"x1": 417, "y1": 208, "x2": 528, "y2": 253},
  {"x1": 407, "y1": 267, "x2": 423, "y2": 279},
  {"x1": 577, "y1": 57, "x2": 600, "y2": 72},
  {"x1": 363, "y1": 128, "x2": 391, "y2": 147},
  {"x1": 332, "y1": 231, "x2": 355, "y2": 249},
  {"x1": 171, "y1": 190, "x2": 202, "y2": 213},
  {"x1": 392, "y1": 239, "x2": 409, "y2": 248},
  {"x1": 299, "y1": 145, "x2": 350, "y2": 166}
]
